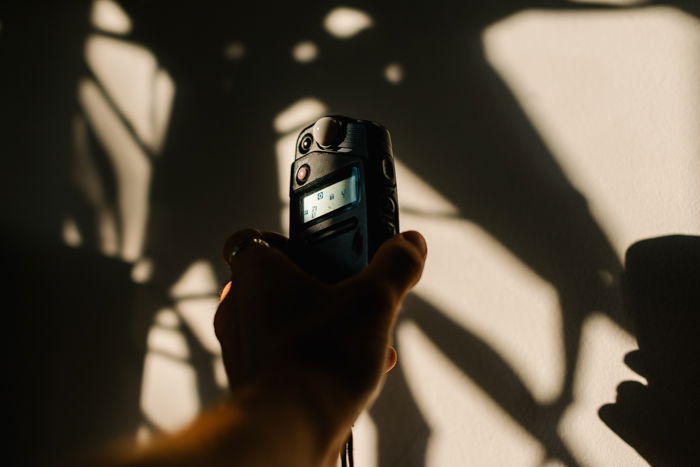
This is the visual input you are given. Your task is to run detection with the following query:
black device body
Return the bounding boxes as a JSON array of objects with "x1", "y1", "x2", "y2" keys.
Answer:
[{"x1": 289, "y1": 116, "x2": 399, "y2": 283}]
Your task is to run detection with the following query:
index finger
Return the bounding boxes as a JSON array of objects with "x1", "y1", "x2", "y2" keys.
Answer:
[
  {"x1": 222, "y1": 228, "x2": 314, "y2": 288},
  {"x1": 222, "y1": 229, "x2": 289, "y2": 265}
]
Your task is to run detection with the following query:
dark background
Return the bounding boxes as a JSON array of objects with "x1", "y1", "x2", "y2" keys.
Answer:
[{"x1": 4, "y1": 1, "x2": 698, "y2": 466}]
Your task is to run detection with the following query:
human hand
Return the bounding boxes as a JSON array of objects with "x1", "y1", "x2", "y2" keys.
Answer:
[{"x1": 215, "y1": 228, "x2": 427, "y2": 448}]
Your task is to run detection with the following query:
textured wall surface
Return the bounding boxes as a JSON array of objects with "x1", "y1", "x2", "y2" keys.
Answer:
[{"x1": 7, "y1": 1, "x2": 699, "y2": 466}]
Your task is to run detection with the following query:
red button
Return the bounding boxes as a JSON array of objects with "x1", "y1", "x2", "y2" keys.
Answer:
[{"x1": 296, "y1": 165, "x2": 310, "y2": 184}]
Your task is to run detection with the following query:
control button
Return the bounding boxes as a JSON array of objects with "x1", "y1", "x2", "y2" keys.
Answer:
[
  {"x1": 384, "y1": 221, "x2": 397, "y2": 236},
  {"x1": 383, "y1": 196, "x2": 396, "y2": 214},
  {"x1": 296, "y1": 164, "x2": 310, "y2": 184},
  {"x1": 313, "y1": 117, "x2": 342, "y2": 148},
  {"x1": 299, "y1": 134, "x2": 313, "y2": 154},
  {"x1": 381, "y1": 157, "x2": 395, "y2": 183}
]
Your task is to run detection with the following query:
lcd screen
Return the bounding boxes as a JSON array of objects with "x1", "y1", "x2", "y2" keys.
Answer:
[{"x1": 302, "y1": 172, "x2": 358, "y2": 223}]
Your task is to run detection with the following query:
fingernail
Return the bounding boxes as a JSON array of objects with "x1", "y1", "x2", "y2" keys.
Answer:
[{"x1": 401, "y1": 231, "x2": 427, "y2": 257}]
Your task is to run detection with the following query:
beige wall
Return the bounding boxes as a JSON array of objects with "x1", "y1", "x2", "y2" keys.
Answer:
[
  {"x1": 72, "y1": 2, "x2": 699, "y2": 465},
  {"x1": 347, "y1": 7, "x2": 699, "y2": 467}
]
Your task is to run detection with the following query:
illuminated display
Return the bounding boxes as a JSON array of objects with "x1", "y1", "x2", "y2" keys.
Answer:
[{"x1": 302, "y1": 172, "x2": 358, "y2": 223}]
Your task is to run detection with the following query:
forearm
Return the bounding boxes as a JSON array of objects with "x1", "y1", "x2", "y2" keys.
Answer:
[{"x1": 94, "y1": 388, "x2": 339, "y2": 467}]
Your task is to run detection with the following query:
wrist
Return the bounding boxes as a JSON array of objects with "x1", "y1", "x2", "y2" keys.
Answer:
[{"x1": 234, "y1": 370, "x2": 363, "y2": 462}]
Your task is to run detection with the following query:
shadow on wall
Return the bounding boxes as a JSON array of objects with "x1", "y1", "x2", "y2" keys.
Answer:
[
  {"x1": 11, "y1": 242, "x2": 147, "y2": 467},
  {"x1": 5, "y1": 0, "x2": 699, "y2": 466},
  {"x1": 599, "y1": 235, "x2": 700, "y2": 466}
]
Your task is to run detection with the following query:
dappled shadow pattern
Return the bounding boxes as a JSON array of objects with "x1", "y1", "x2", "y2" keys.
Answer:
[{"x1": 6, "y1": 0, "x2": 699, "y2": 465}]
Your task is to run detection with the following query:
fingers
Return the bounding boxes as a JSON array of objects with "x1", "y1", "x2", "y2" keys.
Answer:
[
  {"x1": 221, "y1": 229, "x2": 297, "y2": 282},
  {"x1": 222, "y1": 229, "x2": 289, "y2": 265},
  {"x1": 353, "y1": 231, "x2": 427, "y2": 302}
]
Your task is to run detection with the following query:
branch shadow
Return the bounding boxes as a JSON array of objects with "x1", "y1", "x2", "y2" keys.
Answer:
[{"x1": 372, "y1": 294, "x2": 579, "y2": 466}]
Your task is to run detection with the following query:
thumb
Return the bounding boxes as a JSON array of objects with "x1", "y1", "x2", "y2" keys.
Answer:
[{"x1": 353, "y1": 231, "x2": 427, "y2": 301}]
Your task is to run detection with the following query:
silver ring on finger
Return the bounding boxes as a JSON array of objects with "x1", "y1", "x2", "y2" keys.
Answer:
[{"x1": 228, "y1": 236, "x2": 270, "y2": 264}]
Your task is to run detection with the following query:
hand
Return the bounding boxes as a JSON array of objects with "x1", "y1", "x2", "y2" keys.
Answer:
[{"x1": 215, "y1": 229, "x2": 427, "y2": 454}]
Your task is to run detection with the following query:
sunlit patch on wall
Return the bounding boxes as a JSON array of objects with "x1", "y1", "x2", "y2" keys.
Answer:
[
  {"x1": 72, "y1": 114, "x2": 120, "y2": 257},
  {"x1": 85, "y1": 35, "x2": 175, "y2": 155},
  {"x1": 62, "y1": 217, "x2": 83, "y2": 247},
  {"x1": 324, "y1": 7, "x2": 373, "y2": 39},
  {"x1": 79, "y1": 24, "x2": 176, "y2": 263},
  {"x1": 404, "y1": 213, "x2": 565, "y2": 405},
  {"x1": 169, "y1": 260, "x2": 218, "y2": 298},
  {"x1": 383, "y1": 62, "x2": 404, "y2": 84},
  {"x1": 169, "y1": 260, "x2": 221, "y2": 353},
  {"x1": 557, "y1": 313, "x2": 644, "y2": 466},
  {"x1": 140, "y1": 291, "x2": 221, "y2": 433},
  {"x1": 482, "y1": 7, "x2": 700, "y2": 255},
  {"x1": 147, "y1": 322, "x2": 190, "y2": 360},
  {"x1": 273, "y1": 97, "x2": 327, "y2": 134},
  {"x1": 141, "y1": 307, "x2": 198, "y2": 433},
  {"x1": 478, "y1": 12, "x2": 698, "y2": 462},
  {"x1": 398, "y1": 320, "x2": 546, "y2": 466},
  {"x1": 389, "y1": 142, "x2": 565, "y2": 407},
  {"x1": 91, "y1": 0, "x2": 132, "y2": 35},
  {"x1": 213, "y1": 356, "x2": 228, "y2": 389},
  {"x1": 150, "y1": 69, "x2": 175, "y2": 155},
  {"x1": 177, "y1": 297, "x2": 221, "y2": 353},
  {"x1": 79, "y1": 78, "x2": 151, "y2": 262},
  {"x1": 223, "y1": 40, "x2": 246, "y2": 61},
  {"x1": 394, "y1": 160, "x2": 459, "y2": 217},
  {"x1": 131, "y1": 257, "x2": 154, "y2": 283},
  {"x1": 352, "y1": 411, "x2": 378, "y2": 467},
  {"x1": 140, "y1": 341, "x2": 200, "y2": 431},
  {"x1": 155, "y1": 308, "x2": 180, "y2": 328},
  {"x1": 292, "y1": 40, "x2": 319, "y2": 63}
]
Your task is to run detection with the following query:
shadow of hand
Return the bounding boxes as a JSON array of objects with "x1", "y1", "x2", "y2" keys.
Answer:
[{"x1": 599, "y1": 235, "x2": 699, "y2": 466}]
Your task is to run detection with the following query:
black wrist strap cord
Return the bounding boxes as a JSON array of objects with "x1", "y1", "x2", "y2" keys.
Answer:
[{"x1": 340, "y1": 430, "x2": 354, "y2": 467}]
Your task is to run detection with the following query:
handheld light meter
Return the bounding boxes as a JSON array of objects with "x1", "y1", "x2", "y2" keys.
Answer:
[{"x1": 289, "y1": 116, "x2": 399, "y2": 283}]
